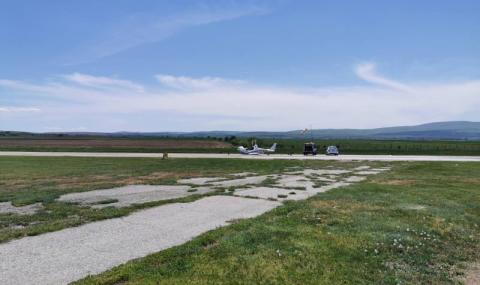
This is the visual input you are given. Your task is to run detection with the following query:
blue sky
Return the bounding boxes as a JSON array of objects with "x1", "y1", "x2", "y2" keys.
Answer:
[{"x1": 1, "y1": 0, "x2": 479, "y2": 132}]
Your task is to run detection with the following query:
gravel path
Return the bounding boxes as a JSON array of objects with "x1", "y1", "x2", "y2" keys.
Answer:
[{"x1": 0, "y1": 196, "x2": 280, "y2": 285}]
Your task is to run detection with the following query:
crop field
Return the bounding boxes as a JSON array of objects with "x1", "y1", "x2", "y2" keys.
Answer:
[
  {"x1": 0, "y1": 137, "x2": 232, "y2": 153},
  {"x1": 1, "y1": 156, "x2": 479, "y2": 284}
]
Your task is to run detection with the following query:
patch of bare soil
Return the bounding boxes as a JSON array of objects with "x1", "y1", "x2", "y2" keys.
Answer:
[
  {"x1": 372, "y1": 179, "x2": 416, "y2": 186},
  {"x1": 457, "y1": 178, "x2": 480, "y2": 185},
  {"x1": 312, "y1": 199, "x2": 382, "y2": 212},
  {"x1": 400, "y1": 204, "x2": 427, "y2": 210},
  {"x1": 464, "y1": 263, "x2": 480, "y2": 285}
]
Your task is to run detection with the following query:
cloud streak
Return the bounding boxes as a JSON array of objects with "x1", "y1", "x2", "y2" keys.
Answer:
[
  {"x1": 0, "y1": 106, "x2": 40, "y2": 112},
  {"x1": 155, "y1": 74, "x2": 244, "y2": 90},
  {"x1": 68, "y1": 2, "x2": 268, "y2": 63},
  {"x1": 63, "y1": 73, "x2": 144, "y2": 92},
  {"x1": 355, "y1": 62, "x2": 414, "y2": 93}
]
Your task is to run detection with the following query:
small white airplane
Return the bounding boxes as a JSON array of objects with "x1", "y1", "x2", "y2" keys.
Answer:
[{"x1": 237, "y1": 142, "x2": 277, "y2": 155}]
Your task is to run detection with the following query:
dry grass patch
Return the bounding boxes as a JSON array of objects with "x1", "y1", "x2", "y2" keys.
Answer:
[
  {"x1": 44, "y1": 172, "x2": 206, "y2": 190},
  {"x1": 371, "y1": 179, "x2": 416, "y2": 186},
  {"x1": 311, "y1": 199, "x2": 382, "y2": 213},
  {"x1": 457, "y1": 178, "x2": 480, "y2": 185},
  {"x1": 464, "y1": 262, "x2": 480, "y2": 285}
]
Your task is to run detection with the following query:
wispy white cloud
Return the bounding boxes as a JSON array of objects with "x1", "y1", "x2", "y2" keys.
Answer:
[
  {"x1": 69, "y1": 2, "x2": 268, "y2": 62},
  {"x1": 355, "y1": 62, "x2": 414, "y2": 93},
  {"x1": 63, "y1": 73, "x2": 144, "y2": 92},
  {"x1": 1, "y1": 65, "x2": 479, "y2": 131},
  {"x1": 0, "y1": 106, "x2": 40, "y2": 112},
  {"x1": 155, "y1": 74, "x2": 244, "y2": 90}
]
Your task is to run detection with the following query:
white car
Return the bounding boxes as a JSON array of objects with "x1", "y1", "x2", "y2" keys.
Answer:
[{"x1": 326, "y1": 145, "x2": 339, "y2": 155}]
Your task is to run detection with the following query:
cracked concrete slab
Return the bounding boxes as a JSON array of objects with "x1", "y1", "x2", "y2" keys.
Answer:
[
  {"x1": 289, "y1": 169, "x2": 351, "y2": 176},
  {"x1": 310, "y1": 176, "x2": 336, "y2": 182},
  {"x1": 57, "y1": 185, "x2": 215, "y2": 208},
  {"x1": 355, "y1": 170, "x2": 382, "y2": 175},
  {"x1": 235, "y1": 181, "x2": 352, "y2": 201},
  {"x1": 0, "y1": 202, "x2": 43, "y2": 215},
  {"x1": 210, "y1": 175, "x2": 271, "y2": 188},
  {"x1": 230, "y1": 172, "x2": 257, "y2": 177},
  {"x1": 176, "y1": 177, "x2": 223, "y2": 185},
  {"x1": 0, "y1": 196, "x2": 280, "y2": 285},
  {"x1": 274, "y1": 175, "x2": 314, "y2": 190},
  {"x1": 344, "y1": 176, "x2": 367, "y2": 182},
  {"x1": 235, "y1": 187, "x2": 305, "y2": 201},
  {"x1": 354, "y1": 165, "x2": 371, "y2": 170},
  {"x1": 177, "y1": 172, "x2": 261, "y2": 185},
  {"x1": 372, "y1": 167, "x2": 391, "y2": 171}
]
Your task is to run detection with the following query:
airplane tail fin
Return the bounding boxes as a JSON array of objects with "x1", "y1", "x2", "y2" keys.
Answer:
[{"x1": 270, "y1": 143, "x2": 277, "y2": 151}]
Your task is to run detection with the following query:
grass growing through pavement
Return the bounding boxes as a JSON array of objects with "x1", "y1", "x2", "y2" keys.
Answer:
[
  {"x1": 76, "y1": 162, "x2": 480, "y2": 284},
  {"x1": 0, "y1": 156, "x2": 367, "y2": 243}
]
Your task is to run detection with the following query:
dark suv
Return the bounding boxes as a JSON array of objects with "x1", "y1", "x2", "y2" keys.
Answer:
[{"x1": 303, "y1": 142, "x2": 318, "y2": 155}]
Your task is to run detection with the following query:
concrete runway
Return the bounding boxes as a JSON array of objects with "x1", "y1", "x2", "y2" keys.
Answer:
[{"x1": 1, "y1": 151, "x2": 480, "y2": 162}]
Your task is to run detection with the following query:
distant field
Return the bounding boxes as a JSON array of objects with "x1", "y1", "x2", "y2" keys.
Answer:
[
  {"x1": 1, "y1": 137, "x2": 480, "y2": 155},
  {"x1": 0, "y1": 138, "x2": 232, "y2": 153}
]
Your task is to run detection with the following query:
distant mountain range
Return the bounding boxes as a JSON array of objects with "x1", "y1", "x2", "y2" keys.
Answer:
[{"x1": 2, "y1": 121, "x2": 480, "y2": 140}]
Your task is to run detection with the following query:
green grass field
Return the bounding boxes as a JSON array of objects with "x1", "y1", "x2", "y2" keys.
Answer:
[{"x1": 1, "y1": 157, "x2": 479, "y2": 284}]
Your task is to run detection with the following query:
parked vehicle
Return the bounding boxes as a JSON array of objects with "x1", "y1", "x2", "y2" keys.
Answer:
[
  {"x1": 326, "y1": 145, "x2": 339, "y2": 155},
  {"x1": 303, "y1": 142, "x2": 318, "y2": 155}
]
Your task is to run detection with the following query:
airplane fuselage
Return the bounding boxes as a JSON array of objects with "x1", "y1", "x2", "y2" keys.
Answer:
[{"x1": 237, "y1": 143, "x2": 277, "y2": 155}]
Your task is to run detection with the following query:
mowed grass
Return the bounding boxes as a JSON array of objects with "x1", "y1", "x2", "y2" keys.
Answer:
[
  {"x1": 75, "y1": 162, "x2": 480, "y2": 284},
  {"x1": 0, "y1": 156, "x2": 368, "y2": 243}
]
